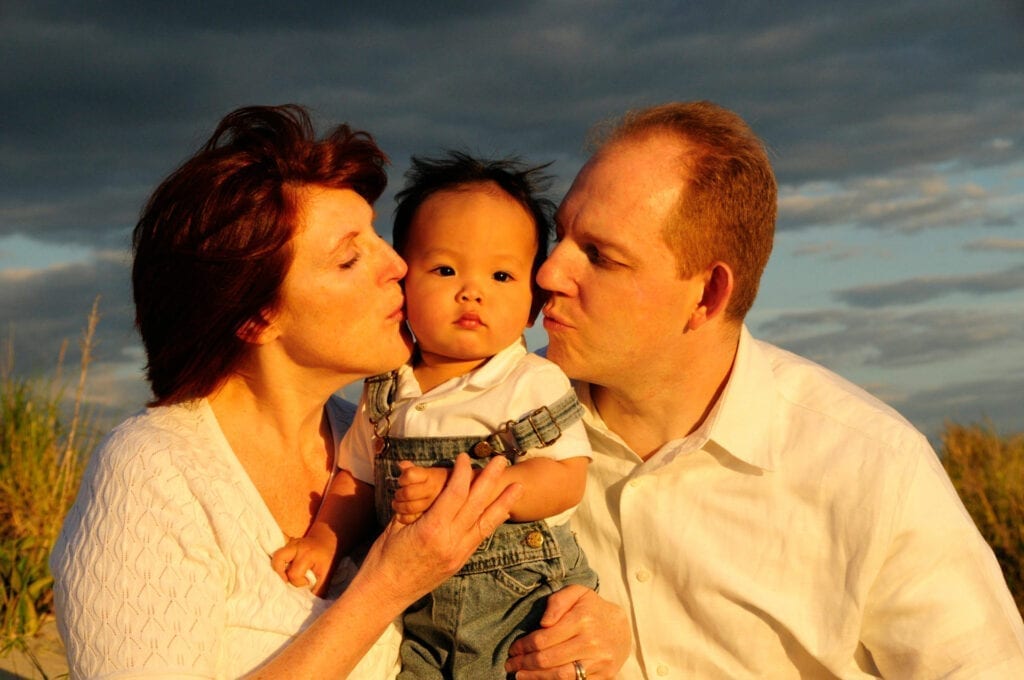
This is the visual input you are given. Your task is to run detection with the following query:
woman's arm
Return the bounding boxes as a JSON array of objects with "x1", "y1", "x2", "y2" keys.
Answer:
[{"x1": 247, "y1": 453, "x2": 521, "y2": 678}]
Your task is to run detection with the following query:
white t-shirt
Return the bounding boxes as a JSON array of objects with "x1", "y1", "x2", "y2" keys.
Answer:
[
  {"x1": 339, "y1": 339, "x2": 592, "y2": 527},
  {"x1": 573, "y1": 325, "x2": 1024, "y2": 678},
  {"x1": 50, "y1": 397, "x2": 401, "y2": 679}
]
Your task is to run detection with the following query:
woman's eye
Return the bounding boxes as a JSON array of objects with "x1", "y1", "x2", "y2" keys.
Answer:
[
  {"x1": 492, "y1": 271, "x2": 513, "y2": 282},
  {"x1": 339, "y1": 254, "x2": 361, "y2": 270},
  {"x1": 431, "y1": 265, "x2": 455, "y2": 276}
]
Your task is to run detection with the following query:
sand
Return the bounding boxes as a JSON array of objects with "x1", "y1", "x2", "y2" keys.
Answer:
[{"x1": 0, "y1": 620, "x2": 68, "y2": 679}]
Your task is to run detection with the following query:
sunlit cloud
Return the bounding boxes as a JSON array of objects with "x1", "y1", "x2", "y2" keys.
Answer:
[{"x1": 779, "y1": 166, "x2": 1020, "y2": 233}]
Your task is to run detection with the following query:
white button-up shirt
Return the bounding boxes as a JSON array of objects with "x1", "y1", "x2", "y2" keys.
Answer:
[
  {"x1": 573, "y1": 326, "x2": 1024, "y2": 678},
  {"x1": 340, "y1": 339, "x2": 591, "y2": 526}
]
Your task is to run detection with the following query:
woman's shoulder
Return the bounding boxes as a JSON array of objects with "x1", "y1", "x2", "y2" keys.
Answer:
[{"x1": 96, "y1": 401, "x2": 221, "y2": 474}]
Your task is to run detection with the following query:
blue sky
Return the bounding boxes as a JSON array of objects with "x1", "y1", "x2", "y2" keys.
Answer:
[{"x1": 2, "y1": 0, "x2": 1022, "y2": 440}]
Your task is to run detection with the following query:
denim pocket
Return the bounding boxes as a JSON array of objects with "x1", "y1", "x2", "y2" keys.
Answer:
[{"x1": 491, "y1": 558, "x2": 560, "y2": 597}]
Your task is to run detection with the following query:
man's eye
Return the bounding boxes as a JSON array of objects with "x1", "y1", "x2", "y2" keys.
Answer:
[
  {"x1": 493, "y1": 271, "x2": 512, "y2": 282},
  {"x1": 431, "y1": 265, "x2": 455, "y2": 276},
  {"x1": 583, "y1": 244, "x2": 603, "y2": 264}
]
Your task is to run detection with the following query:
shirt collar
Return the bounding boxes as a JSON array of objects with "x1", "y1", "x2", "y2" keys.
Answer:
[
  {"x1": 576, "y1": 325, "x2": 779, "y2": 471},
  {"x1": 706, "y1": 325, "x2": 779, "y2": 471},
  {"x1": 394, "y1": 337, "x2": 528, "y2": 399}
]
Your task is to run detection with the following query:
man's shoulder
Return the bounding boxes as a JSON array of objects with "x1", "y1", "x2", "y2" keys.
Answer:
[{"x1": 750, "y1": 336, "x2": 927, "y2": 451}]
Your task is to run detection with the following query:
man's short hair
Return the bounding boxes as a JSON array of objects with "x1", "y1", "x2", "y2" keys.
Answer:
[{"x1": 600, "y1": 101, "x2": 777, "y2": 321}]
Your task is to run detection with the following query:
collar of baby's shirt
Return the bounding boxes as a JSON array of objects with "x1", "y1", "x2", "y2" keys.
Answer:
[
  {"x1": 392, "y1": 337, "x2": 528, "y2": 400},
  {"x1": 460, "y1": 337, "x2": 529, "y2": 390}
]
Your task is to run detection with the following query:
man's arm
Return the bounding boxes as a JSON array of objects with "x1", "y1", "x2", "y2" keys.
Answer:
[{"x1": 504, "y1": 585, "x2": 631, "y2": 679}]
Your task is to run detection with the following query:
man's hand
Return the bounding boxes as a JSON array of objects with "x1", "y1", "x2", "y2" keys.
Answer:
[{"x1": 505, "y1": 585, "x2": 630, "y2": 679}]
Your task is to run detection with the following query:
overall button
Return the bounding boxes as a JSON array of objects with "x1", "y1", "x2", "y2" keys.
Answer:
[
  {"x1": 472, "y1": 441, "x2": 493, "y2": 458},
  {"x1": 525, "y1": 531, "x2": 545, "y2": 548}
]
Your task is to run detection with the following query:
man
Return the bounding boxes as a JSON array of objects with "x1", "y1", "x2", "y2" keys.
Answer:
[{"x1": 507, "y1": 102, "x2": 1024, "y2": 678}]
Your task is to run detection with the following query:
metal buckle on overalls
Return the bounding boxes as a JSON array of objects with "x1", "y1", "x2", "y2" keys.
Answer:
[
  {"x1": 525, "y1": 405, "x2": 561, "y2": 447},
  {"x1": 471, "y1": 421, "x2": 520, "y2": 460},
  {"x1": 371, "y1": 414, "x2": 391, "y2": 455}
]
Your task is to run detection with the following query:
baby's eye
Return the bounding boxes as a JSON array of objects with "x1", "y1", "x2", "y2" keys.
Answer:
[
  {"x1": 431, "y1": 265, "x2": 456, "y2": 276},
  {"x1": 492, "y1": 271, "x2": 513, "y2": 282}
]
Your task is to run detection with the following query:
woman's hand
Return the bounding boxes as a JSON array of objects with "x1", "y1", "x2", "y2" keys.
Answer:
[
  {"x1": 357, "y1": 453, "x2": 521, "y2": 605},
  {"x1": 504, "y1": 585, "x2": 631, "y2": 679}
]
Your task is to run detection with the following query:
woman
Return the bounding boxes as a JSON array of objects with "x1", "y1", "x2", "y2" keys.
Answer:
[{"x1": 49, "y1": 104, "x2": 520, "y2": 678}]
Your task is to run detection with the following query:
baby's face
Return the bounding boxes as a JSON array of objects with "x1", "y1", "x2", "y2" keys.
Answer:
[{"x1": 402, "y1": 184, "x2": 536, "y2": 366}]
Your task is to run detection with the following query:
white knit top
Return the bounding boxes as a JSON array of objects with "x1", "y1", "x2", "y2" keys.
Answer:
[{"x1": 50, "y1": 398, "x2": 401, "y2": 679}]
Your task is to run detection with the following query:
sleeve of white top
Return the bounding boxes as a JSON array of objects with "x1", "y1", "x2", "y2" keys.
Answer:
[
  {"x1": 337, "y1": 389, "x2": 377, "y2": 484},
  {"x1": 858, "y1": 434, "x2": 1024, "y2": 676},
  {"x1": 52, "y1": 428, "x2": 229, "y2": 678}
]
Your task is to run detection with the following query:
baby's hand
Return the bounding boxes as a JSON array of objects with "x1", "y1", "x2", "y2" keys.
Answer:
[
  {"x1": 270, "y1": 535, "x2": 333, "y2": 596},
  {"x1": 392, "y1": 461, "x2": 450, "y2": 524}
]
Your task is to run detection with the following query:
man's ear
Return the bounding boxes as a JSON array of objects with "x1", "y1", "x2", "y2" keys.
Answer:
[{"x1": 687, "y1": 262, "x2": 734, "y2": 331}]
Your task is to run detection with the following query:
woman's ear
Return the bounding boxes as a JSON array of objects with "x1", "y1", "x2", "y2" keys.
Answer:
[
  {"x1": 687, "y1": 262, "x2": 734, "y2": 331},
  {"x1": 236, "y1": 314, "x2": 278, "y2": 344}
]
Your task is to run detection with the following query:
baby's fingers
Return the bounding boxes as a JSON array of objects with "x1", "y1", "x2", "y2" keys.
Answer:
[{"x1": 270, "y1": 543, "x2": 297, "y2": 581}]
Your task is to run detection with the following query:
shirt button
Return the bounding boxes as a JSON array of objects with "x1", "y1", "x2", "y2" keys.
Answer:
[
  {"x1": 656, "y1": 663, "x2": 670, "y2": 676},
  {"x1": 635, "y1": 568, "x2": 651, "y2": 582},
  {"x1": 414, "y1": 403, "x2": 426, "y2": 411}
]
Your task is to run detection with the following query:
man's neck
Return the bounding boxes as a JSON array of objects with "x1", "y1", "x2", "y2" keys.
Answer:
[{"x1": 591, "y1": 326, "x2": 739, "y2": 461}]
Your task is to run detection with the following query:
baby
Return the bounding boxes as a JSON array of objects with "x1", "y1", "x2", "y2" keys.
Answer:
[{"x1": 273, "y1": 152, "x2": 597, "y2": 679}]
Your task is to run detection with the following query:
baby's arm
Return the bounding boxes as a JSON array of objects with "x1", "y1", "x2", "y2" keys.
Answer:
[
  {"x1": 496, "y1": 456, "x2": 589, "y2": 522},
  {"x1": 271, "y1": 469, "x2": 375, "y2": 595},
  {"x1": 393, "y1": 456, "x2": 589, "y2": 524}
]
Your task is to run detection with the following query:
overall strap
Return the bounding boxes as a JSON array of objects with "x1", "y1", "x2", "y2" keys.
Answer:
[
  {"x1": 364, "y1": 370, "x2": 399, "y2": 423},
  {"x1": 470, "y1": 389, "x2": 583, "y2": 461}
]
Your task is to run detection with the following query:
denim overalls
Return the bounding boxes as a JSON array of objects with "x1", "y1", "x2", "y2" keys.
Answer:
[{"x1": 364, "y1": 371, "x2": 599, "y2": 680}]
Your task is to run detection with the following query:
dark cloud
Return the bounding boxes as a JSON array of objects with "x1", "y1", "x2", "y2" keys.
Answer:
[
  {"x1": 755, "y1": 305, "x2": 1024, "y2": 436},
  {"x1": 0, "y1": 252, "x2": 137, "y2": 375},
  {"x1": 3, "y1": 0, "x2": 1023, "y2": 245},
  {"x1": 964, "y1": 237, "x2": 1024, "y2": 252},
  {"x1": 834, "y1": 262, "x2": 1024, "y2": 307},
  {"x1": 757, "y1": 306, "x2": 1024, "y2": 369},
  {"x1": 890, "y1": 373, "x2": 1024, "y2": 442}
]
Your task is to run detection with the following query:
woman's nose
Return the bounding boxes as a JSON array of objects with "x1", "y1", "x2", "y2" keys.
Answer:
[{"x1": 378, "y1": 238, "x2": 407, "y2": 283}]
